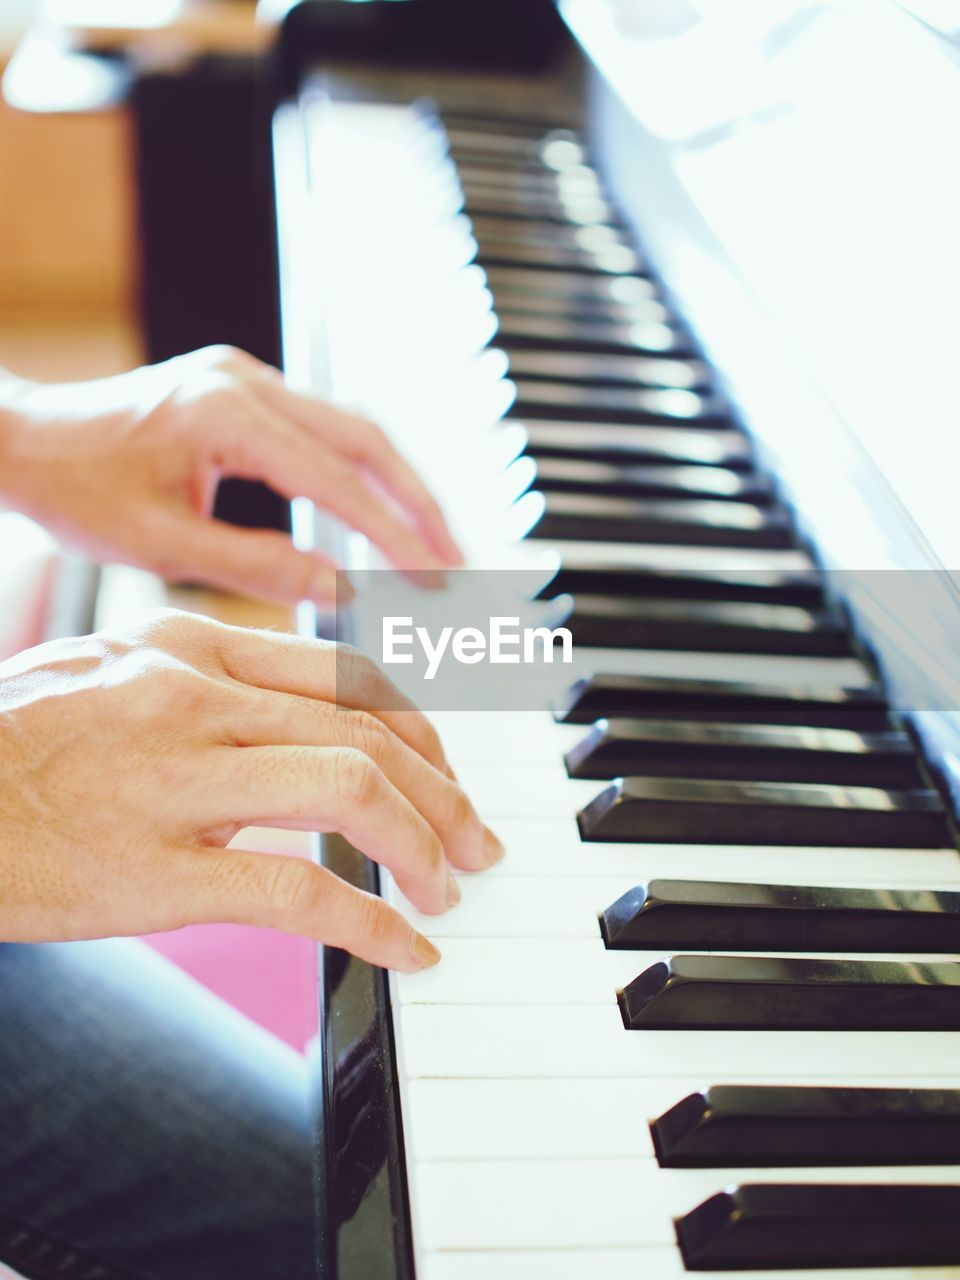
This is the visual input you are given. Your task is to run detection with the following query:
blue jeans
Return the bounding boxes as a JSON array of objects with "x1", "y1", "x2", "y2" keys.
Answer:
[{"x1": 0, "y1": 939, "x2": 316, "y2": 1280}]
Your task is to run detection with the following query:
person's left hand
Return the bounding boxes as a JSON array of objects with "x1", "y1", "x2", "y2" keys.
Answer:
[{"x1": 0, "y1": 345, "x2": 462, "y2": 604}]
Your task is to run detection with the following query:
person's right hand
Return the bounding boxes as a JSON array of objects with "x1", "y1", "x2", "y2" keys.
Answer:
[{"x1": 0, "y1": 610, "x2": 502, "y2": 970}]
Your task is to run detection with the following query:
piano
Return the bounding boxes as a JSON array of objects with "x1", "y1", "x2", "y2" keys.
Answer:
[{"x1": 268, "y1": 1, "x2": 960, "y2": 1276}]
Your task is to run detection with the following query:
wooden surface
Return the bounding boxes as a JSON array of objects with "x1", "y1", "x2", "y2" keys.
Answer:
[
  {"x1": 0, "y1": 84, "x2": 137, "y2": 321},
  {"x1": 44, "y1": 0, "x2": 274, "y2": 55}
]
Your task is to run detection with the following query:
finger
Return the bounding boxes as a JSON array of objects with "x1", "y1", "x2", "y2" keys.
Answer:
[
  {"x1": 236, "y1": 694, "x2": 497, "y2": 871},
  {"x1": 212, "y1": 744, "x2": 458, "y2": 914},
  {"x1": 181, "y1": 849, "x2": 441, "y2": 972},
  {"x1": 215, "y1": 626, "x2": 455, "y2": 778},
  {"x1": 337, "y1": 418, "x2": 464, "y2": 566},
  {"x1": 214, "y1": 392, "x2": 451, "y2": 572},
  {"x1": 153, "y1": 512, "x2": 343, "y2": 606},
  {"x1": 243, "y1": 376, "x2": 464, "y2": 566}
]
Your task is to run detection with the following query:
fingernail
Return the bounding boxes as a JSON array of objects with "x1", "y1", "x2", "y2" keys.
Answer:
[
  {"x1": 482, "y1": 827, "x2": 505, "y2": 865},
  {"x1": 413, "y1": 933, "x2": 442, "y2": 969},
  {"x1": 446, "y1": 871, "x2": 462, "y2": 908},
  {"x1": 409, "y1": 567, "x2": 447, "y2": 591}
]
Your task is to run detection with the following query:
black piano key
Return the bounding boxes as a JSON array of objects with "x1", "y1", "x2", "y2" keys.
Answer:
[
  {"x1": 491, "y1": 283, "x2": 669, "y2": 326},
  {"x1": 495, "y1": 309, "x2": 690, "y2": 357},
  {"x1": 601, "y1": 880, "x2": 957, "y2": 952},
  {"x1": 653, "y1": 1085, "x2": 960, "y2": 1167},
  {"x1": 566, "y1": 597, "x2": 847, "y2": 654},
  {"x1": 618, "y1": 954, "x2": 960, "y2": 1031},
  {"x1": 462, "y1": 185, "x2": 618, "y2": 227},
  {"x1": 521, "y1": 421, "x2": 754, "y2": 468},
  {"x1": 470, "y1": 214, "x2": 634, "y2": 251},
  {"x1": 495, "y1": 292, "x2": 672, "y2": 325},
  {"x1": 504, "y1": 348, "x2": 709, "y2": 391},
  {"x1": 532, "y1": 495, "x2": 794, "y2": 548},
  {"x1": 475, "y1": 239, "x2": 644, "y2": 276},
  {"x1": 577, "y1": 777, "x2": 950, "y2": 847},
  {"x1": 459, "y1": 165, "x2": 577, "y2": 195},
  {"x1": 484, "y1": 265, "x2": 661, "y2": 306},
  {"x1": 532, "y1": 459, "x2": 772, "y2": 502},
  {"x1": 676, "y1": 1184, "x2": 960, "y2": 1270},
  {"x1": 512, "y1": 379, "x2": 731, "y2": 427},
  {"x1": 446, "y1": 125, "x2": 584, "y2": 164},
  {"x1": 443, "y1": 112, "x2": 580, "y2": 136},
  {"x1": 569, "y1": 720, "x2": 917, "y2": 785},
  {"x1": 554, "y1": 674, "x2": 890, "y2": 729},
  {"x1": 544, "y1": 567, "x2": 820, "y2": 605}
]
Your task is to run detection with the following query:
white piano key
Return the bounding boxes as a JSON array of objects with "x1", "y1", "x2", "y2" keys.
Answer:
[
  {"x1": 418, "y1": 1249, "x2": 958, "y2": 1280},
  {"x1": 385, "y1": 871, "x2": 960, "y2": 944},
  {"x1": 454, "y1": 760, "x2": 599, "y2": 820},
  {"x1": 540, "y1": 537, "x2": 814, "y2": 571},
  {"x1": 405, "y1": 1076, "x2": 664, "y2": 1161},
  {"x1": 404, "y1": 1074, "x2": 960, "y2": 1164},
  {"x1": 397, "y1": 1004, "x2": 960, "y2": 1080},
  {"x1": 478, "y1": 818, "x2": 960, "y2": 883},
  {"x1": 392, "y1": 935, "x2": 960, "y2": 1006},
  {"x1": 430, "y1": 710, "x2": 583, "y2": 764},
  {"x1": 385, "y1": 873, "x2": 618, "y2": 938},
  {"x1": 413, "y1": 1159, "x2": 960, "y2": 1251},
  {"x1": 395, "y1": 936, "x2": 631, "y2": 1001},
  {"x1": 421, "y1": 1248, "x2": 670, "y2": 1280}
]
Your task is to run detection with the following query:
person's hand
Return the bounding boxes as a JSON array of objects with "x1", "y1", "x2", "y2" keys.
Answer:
[
  {"x1": 0, "y1": 346, "x2": 462, "y2": 604},
  {"x1": 0, "y1": 610, "x2": 501, "y2": 969}
]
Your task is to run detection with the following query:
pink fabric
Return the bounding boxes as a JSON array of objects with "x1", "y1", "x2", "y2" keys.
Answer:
[{"x1": 145, "y1": 925, "x2": 318, "y2": 1053}]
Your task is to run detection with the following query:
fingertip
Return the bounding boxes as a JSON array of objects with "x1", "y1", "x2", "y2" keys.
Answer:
[
  {"x1": 442, "y1": 534, "x2": 466, "y2": 568},
  {"x1": 310, "y1": 563, "x2": 341, "y2": 605},
  {"x1": 408, "y1": 567, "x2": 448, "y2": 591},
  {"x1": 482, "y1": 826, "x2": 506, "y2": 866},
  {"x1": 409, "y1": 932, "x2": 441, "y2": 971},
  {"x1": 426, "y1": 521, "x2": 465, "y2": 568}
]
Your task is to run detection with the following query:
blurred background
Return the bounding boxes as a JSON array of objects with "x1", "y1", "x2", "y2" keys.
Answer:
[{"x1": 0, "y1": 0, "x2": 138, "y2": 381}]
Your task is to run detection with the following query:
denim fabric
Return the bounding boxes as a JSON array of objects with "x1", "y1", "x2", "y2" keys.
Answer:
[{"x1": 0, "y1": 939, "x2": 316, "y2": 1280}]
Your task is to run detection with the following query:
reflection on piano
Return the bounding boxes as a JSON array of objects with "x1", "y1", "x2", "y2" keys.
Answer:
[{"x1": 269, "y1": 1, "x2": 960, "y2": 1276}]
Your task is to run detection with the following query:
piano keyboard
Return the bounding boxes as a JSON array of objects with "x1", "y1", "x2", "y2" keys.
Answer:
[{"x1": 285, "y1": 98, "x2": 960, "y2": 1279}]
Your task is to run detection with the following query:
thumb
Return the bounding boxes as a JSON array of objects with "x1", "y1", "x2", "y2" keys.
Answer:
[
  {"x1": 156, "y1": 512, "x2": 345, "y2": 606},
  {"x1": 182, "y1": 849, "x2": 441, "y2": 973}
]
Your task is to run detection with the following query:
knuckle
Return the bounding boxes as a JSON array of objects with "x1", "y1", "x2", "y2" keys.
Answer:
[
  {"x1": 262, "y1": 857, "x2": 324, "y2": 918},
  {"x1": 141, "y1": 607, "x2": 203, "y2": 646},
  {"x1": 353, "y1": 893, "x2": 400, "y2": 949},
  {"x1": 205, "y1": 343, "x2": 248, "y2": 370},
  {"x1": 336, "y1": 646, "x2": 382, "y2": 701},
  {"x1": 348, "y1": 709, "x2": 388, "y2": 759},
  {"x1": 333, "y1": 747, "x2": 381, "y2": 808},
  {"x1": 139, "y1": 609, "x2": 220, "y2": 665}
]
